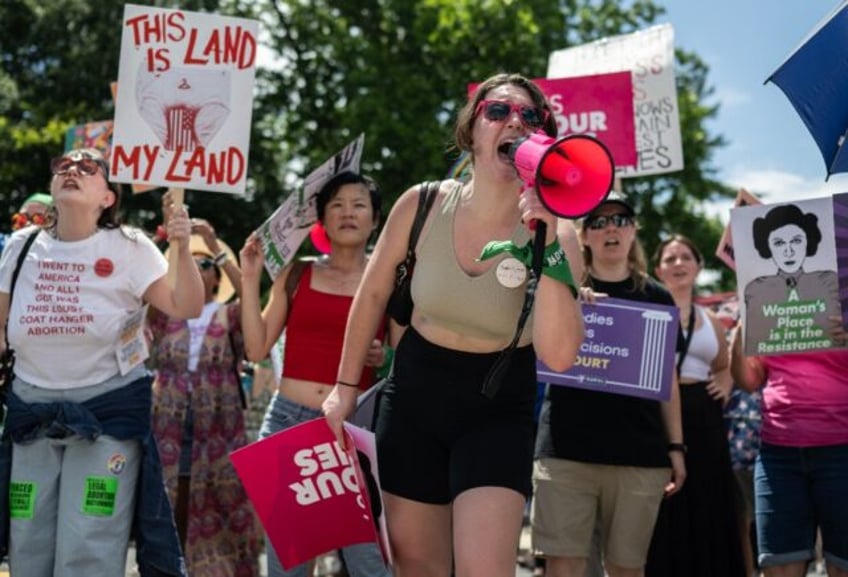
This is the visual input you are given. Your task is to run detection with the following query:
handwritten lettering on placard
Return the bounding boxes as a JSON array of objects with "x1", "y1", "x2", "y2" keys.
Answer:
[
  {"x1": 125, "y1": 11, "x2": 256, "y2": 73},
  {"x1": 111, "y1": 5, "x2": 259, "y2": 194}
]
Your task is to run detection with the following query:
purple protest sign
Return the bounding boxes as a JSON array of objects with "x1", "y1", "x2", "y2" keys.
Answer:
[
  {"x1": 835, "y1": 192, "x2": 848, "y2": 330},
  {"x1": 538, "y1": 298, "x2": 679, "y2": 401}
]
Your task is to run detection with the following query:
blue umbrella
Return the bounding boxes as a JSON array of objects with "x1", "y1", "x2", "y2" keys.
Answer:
[{"x1": 767, "y1": 0, "x2": 848, "y2": 179}]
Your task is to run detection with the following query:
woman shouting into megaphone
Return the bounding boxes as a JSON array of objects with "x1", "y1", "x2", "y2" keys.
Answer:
[{"x1": 323, "y1": 73, "x2": 586, "y2": 577}]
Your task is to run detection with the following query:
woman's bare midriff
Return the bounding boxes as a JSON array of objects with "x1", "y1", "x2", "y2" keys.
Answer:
[
  {"x1": 276, "y1": 377, "x2": 336, "y2": 410},
  {"x1": 412, "y1": 312, "x2": 525, "y2": 354}
]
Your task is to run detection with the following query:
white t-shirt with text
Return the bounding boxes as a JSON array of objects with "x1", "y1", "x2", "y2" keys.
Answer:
[{"x1": 0, "y1": 227, "x2": 167, "y2": 389}]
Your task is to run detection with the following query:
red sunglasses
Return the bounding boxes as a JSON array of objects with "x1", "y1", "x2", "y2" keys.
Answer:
[
  {"x1": 50, "y1": 156, "x2": 104, "y2": 177},
  {"x1": 475, "y1": 99, "x2": 549, "y2": 129},
  {"x1": 11, "y1": 212, "x2": 47, "y2": 230}
]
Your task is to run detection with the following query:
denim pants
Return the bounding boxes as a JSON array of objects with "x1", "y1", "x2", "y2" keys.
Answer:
[
  {"x1": 258, "y1": 393, "x2": 391, "y2": 577},
  {"x1": 755, "y1": 442, "x2": 848, "y2": 570}
]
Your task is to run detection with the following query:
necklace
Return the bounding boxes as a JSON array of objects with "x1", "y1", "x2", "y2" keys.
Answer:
[{"x1": 50, "y1": 225, "x2": 100, "y2": 241}]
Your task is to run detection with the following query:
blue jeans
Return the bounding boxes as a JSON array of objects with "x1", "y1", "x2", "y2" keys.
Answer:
[
  {"x1": 755, "y1": 442, "x2": 848, "y2": 570},
  {"x1": 258, "y1": 393, "x2": 391, "y2": 577}
]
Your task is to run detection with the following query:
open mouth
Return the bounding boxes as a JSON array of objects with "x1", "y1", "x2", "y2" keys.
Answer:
[{"x1": 497, "y1": 141, "x2": 514, "y2": 161}]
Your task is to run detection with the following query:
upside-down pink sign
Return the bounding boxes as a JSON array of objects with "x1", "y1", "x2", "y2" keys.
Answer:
[{"x1": 230, "y1": 418, "x2": 388, "y2": 569}]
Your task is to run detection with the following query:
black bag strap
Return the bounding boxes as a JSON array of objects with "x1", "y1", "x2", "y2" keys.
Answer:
[
  {"x1": 4, "y1": 231, "x2": 39, "y2": 346},
  {"x1": 480, "y1": 267, "x2": 539, "y2": 399},
  {"x1": 480, "y1": 215, "x2": 549, "y2": 399},
  {"x1": 227, "y1": 329, "x2": 248, "y2": 410},
  {"x1": 406, "y1": 181, "x2": 439, "y2": 260},
  {"x1": 676, "y1": 304, "x2": 696, "y2": 377}
]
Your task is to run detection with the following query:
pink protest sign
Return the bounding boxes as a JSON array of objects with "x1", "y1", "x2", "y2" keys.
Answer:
[
  {"x1": 468, "y1": 72, "x2": 636, "y2": 167},
  {"x1": 534, "y1": 73, "x2": 636, "y2": 166},
  {"x1": 230, "y1": 418, "x2": 381, "y2": 569}
]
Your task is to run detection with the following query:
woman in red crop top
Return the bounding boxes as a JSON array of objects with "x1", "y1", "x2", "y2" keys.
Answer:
[{"x1": 239, "y1": 171, "x2": 391, "y2": 577}]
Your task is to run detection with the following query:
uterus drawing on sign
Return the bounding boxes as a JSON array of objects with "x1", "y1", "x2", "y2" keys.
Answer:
[{"x1": 136, "y1": 65, "x2": 231, "y2": 152}]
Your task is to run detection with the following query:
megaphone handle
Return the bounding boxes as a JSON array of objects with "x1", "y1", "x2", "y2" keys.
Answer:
[{"x1": 531, "y1": 221, "x2": 547, "y2": 278}]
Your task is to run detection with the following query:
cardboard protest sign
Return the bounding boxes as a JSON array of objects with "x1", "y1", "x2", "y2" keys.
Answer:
[
  {"x1": 547, "y1": 24, "x2": 682, "y2": 177},
  {"x1": 715, "y1": 188, "x2": 761, "y2": 270},
  {"x1": 255, "y1": 134, "x2": 365, "y2": 279},
  {"x1": 230, "y1": 418, "x2": 385, "y2": 569},
  {"x1": 538, "y1": 298, "x2": 678, "y2": 401},
  {"x1": 111, "y1": 4, "x2": 259, "y2": 194},
  {"x1": 64, "y1": 121, "x2": 114, "y2": 159},
  {"x1": 730, "y1": 194, "x2": 848, "y2": 355}
]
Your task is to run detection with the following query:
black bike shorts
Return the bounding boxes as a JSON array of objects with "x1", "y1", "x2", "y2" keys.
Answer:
[{"x1": 374, "y1": 327, "x2": 537, "y2": 504}]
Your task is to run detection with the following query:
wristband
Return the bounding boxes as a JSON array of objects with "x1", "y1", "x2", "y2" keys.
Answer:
[
  {"x1": 376, "y1": 346, "x2": 395, "y2": 380},
  {"x1": 336, "y1": 380, "x2": 360, "y2": 388},
  {"x1": 667, "y1": 442, "x2": 687, "y2": 454},
  {"x1": 540, "y1": 242, "x2": 577, "y2": 296},
  {"x1": 213, "y1": 250, "x2": 228, "y2": 266}
]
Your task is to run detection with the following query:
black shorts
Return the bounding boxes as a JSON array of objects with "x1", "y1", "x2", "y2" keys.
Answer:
[{"x1": 375, "y1": 327, "x2": 537, "y2": 504}]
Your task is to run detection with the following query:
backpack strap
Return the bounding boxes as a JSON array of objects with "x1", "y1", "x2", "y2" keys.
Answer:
[{"x1": 284, "y1": 259, "x2": 310, "y2": 309}]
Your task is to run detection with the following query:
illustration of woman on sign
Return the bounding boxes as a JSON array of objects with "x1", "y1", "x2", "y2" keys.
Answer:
[{"x1": 743, "y1": 203, "x2": 845, "y2": 354}]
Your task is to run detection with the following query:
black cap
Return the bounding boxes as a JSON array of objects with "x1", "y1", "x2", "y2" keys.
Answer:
[{"x1": 587, "y1": 190, "x2": 635, "y2": 218}]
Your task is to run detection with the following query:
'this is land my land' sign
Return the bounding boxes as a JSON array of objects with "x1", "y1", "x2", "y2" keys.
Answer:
[{"x1": 111, "y1": 5, "x2": 259, "y2": 194}]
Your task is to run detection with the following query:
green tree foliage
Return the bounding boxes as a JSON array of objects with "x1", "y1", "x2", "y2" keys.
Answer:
[{"x1": 0, "y1": 0, "x2": 734, "y2": 290}]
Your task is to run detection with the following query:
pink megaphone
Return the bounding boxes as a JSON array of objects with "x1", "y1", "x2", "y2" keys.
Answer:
[{"x1": 508, "y1": 132, "x2": 615, "y2": 219}]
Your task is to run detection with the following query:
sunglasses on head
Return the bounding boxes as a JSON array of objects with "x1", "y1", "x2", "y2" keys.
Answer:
[
  {"x1": 585, "y1": 213, "x2": 634, "y2": 230},
  {"x1": 11, "y1": 212, "x2": 47, "y2": 230},
  {"x1": 50, "y1": 156, "x2": 103, "y2": 177},
  {"x1": 475, "y1": 99, "x2": 549, "y2": 129},
  {"x1": 196, "y1": 258, "x2": 216, "y2": 270}
]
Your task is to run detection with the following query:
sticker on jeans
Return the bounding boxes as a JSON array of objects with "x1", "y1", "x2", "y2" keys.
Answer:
[
  {"x1": 107, "y1": 452, "x2": 127, "y2": 475},
  {"x1": 82, "y1": 476, "x2": 118, "y2": 516},
  {"x1": 9, "y1": 481, "x2": 37, "y2": 519}
]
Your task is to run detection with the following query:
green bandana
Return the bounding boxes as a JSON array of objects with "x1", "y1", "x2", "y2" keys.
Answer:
[{"x1": 478, "y1": 240, "x2": 577, "y2": 296}]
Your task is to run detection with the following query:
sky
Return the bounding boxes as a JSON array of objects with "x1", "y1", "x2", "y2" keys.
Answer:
[{"x1": 658, "y1": 1, "x2": 848, "y2": 219}]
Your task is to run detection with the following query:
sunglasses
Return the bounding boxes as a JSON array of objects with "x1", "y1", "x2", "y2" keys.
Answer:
[
  {"x1": 585, "y1": 213, "x2": 635, "y2": 230},
  {"x1": 11, "y1": 212, "x2": 47, "y2": 230},
  {"x1": 50, "y1": 156, "x2": 103, "y2": 177},
  {"x1": 196, "y1": 258, "x2": 216, "y2": 270},
  {"x1": 475, "y1": 99, "x2": 549, "y2": 129}
]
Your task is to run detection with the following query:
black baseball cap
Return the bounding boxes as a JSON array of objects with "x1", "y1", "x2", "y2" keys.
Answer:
[{"x1": 586, "y1": 190, "x2": 635, "y2": 218}]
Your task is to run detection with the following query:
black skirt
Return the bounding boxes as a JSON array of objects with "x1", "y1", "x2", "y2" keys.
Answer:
[{"x1": 645, "y1": 382, "x2": 747, "y2": 577}]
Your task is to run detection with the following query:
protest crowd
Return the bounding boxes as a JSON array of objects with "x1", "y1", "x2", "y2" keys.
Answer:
[{"x1": 1, "y1": 7, "x2": 848, "y2": 577}]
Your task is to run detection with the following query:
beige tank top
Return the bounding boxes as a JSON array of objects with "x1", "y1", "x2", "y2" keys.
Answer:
[{"x1": 411, "y1": 181, "x2": 534, "y2": 344}]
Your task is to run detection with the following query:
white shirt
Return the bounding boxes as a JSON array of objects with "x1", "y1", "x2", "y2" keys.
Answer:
[
  {"x1": 0, "y1": 227, "x2": 167, "y2": 389},
  {"x1": 186, "y1": 301, "x2": 221, "y2": 373}
]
